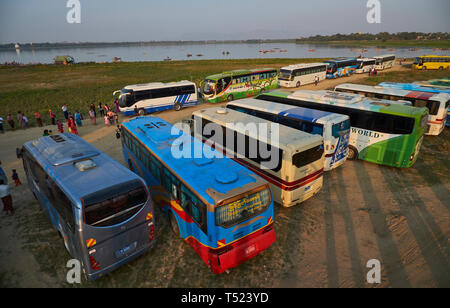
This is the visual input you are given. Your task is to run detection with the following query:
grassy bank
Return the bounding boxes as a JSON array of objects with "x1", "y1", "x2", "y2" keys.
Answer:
[{"x1": 0, "y1": 58, "x2": 325, "y2": 128}]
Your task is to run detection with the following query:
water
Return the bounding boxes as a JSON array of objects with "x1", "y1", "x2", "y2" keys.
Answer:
[{"x1": 0, "y1": 43, "x2": 446, "y2": 64}]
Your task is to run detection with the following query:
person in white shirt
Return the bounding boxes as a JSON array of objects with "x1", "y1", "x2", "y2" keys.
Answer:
[
  {"x1": 0, "y1": 116, "x2": 4, "y2": 133},
  {"x1": 0, "y1": 179, "x2": 14, "y2": 215}
]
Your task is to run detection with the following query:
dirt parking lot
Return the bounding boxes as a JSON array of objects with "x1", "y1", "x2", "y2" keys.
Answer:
[{"x1": 0, "y1": 66, "x2": 448, "y2": 288}]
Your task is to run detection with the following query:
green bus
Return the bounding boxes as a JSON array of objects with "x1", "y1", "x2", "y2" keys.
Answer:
[
  {"x1": 200, "y1": 68, "x2": 279, "y2": 103},
  {"x1": 256, "y1": 90, "x2": 429, "y2": 168}
]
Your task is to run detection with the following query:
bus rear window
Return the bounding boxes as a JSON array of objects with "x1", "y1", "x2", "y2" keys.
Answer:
[
  {"x1": 83, "y1": 180, "x2": 148, "y2": 227},
  {"x1": 292, "y1": 145, "x2": 324, "y2": 168},
  {"x1": 332, "y1": 120, "x2": 350, "y2": 138},
  {"x1": 215, "y1": 187, "x2": 271, "y2": 228}
]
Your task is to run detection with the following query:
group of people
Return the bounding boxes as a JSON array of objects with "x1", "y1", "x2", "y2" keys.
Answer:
[{"x1": 1, "y1": 99, "x2": 122, "y2": 134}]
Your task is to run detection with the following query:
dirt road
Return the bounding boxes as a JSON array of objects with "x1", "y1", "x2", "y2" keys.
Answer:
[{"x1": 0, "y1": 63, "x2": 448, "y2": 288}]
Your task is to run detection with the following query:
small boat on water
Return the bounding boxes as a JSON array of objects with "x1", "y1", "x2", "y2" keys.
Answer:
[
  {"x1": 187, "y1": 54, "x2": 192, "y2": 57},
  {"x1": 164, "y1": 57, "x2": 172, "y2": 61},
  {"x1": 308, "y1": 49, "x2": 316, "y2": 52},
  {"x1": 196, "y1": 54, "x2": 203, "y2": 57},
  {"x1": 279, "y1": 50, "x2": 288, "y2": 53}
]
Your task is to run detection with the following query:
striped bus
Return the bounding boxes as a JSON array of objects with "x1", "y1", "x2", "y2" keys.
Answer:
[
  {"x1": 256, "y1": 90, "x2": 429, "y2": 168},
  {"x1": 21, "y1": 133, "x2": 155, "y2": 281},
  {"x1": 191, "y1": 107, "x2": 324, "y2": 207},
  {"x1": 120, "y1": 117, "x2": 276, "y2": 274},
  {"x1": 334, "y1": 83, "x2": 449, "y2": 136}
]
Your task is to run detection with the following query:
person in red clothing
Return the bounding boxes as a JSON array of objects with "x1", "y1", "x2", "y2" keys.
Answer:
[
  {"x1": 0, "y1": 179, "x2": 14, "y2": 215},
  {"x1": 11, "y1": 169, "x2": 21, "y2": 187},
  {"x1": 68, "y1": 116, "x2": 78, "y2": 135},
  {"x1": 57, "y1": 120, "x2": 64, "y2": 133},
  {"x1": 34, "y1": 112, "x2": 43, "y2": 127},
  {"x1": 49, "y1": 109, "x2": 56, "y2": 125}
]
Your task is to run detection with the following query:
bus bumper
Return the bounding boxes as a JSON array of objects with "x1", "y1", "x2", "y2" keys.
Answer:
[{"x1": 209, "y1": 225, "x2": 276, "y2": 274}]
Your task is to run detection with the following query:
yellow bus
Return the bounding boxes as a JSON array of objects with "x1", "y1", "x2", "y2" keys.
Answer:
[{"x1": 413, "y1": 55, "x2": 450, "y2": 70}]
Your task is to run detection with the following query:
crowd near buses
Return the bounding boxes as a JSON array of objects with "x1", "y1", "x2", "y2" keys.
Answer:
[{"x1": 12, "y1": 54, "x2": 449, "y2": 281}]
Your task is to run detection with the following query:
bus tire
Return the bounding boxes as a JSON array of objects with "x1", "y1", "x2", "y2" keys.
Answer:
[
  {"x1": 169, "y1": 212, "x2": 181, "y2": 238},
  {"x1": 296, "y1": 81, "x2": 301, "y2": 88},
  {"x1": 439, "y1": 66, "x2": 443, "y2": 70},
  {"x1": 227, "y1": 94, "x2": 234, "y2": 102},
  {"x1": 422, "y1": 66, "x2": 427, "y2": 71},
  {"x1": 138, "y1": 108, "x2": 146, "y2": 116},
  {"x1": 347, "y1": 146, "x2": 359, "y2": 161},
  {"x1": 174, "y1": 103, "x2": 182, "y2": 111}
]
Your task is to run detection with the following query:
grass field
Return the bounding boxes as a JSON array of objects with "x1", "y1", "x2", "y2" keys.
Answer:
[{"x1": 0, "y1": 59, "x2": 449, "y2": 130}]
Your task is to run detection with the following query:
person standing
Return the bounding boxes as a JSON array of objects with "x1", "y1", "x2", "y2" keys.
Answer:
[
  {"x1": 0, "y1": 116, "x2": 4, "y2": 133},
  {"x1": 314, "y1": 76, "x2": 320, "y2": 86},
  {"x1": 34, "y1": 112, "x2": 43, "y2": 127},
  {"x1": 62, "y1": 104, "x2": 69, "y2": 121},
  {"x1": 114, "y1": 99, "x2": 120, "y2": 113},
  {"x1": 0, "y1": 161, "x2": 7, "y2": 185},
  {"x1": 98, "y1": 102, "x2": 104, "y2": 117},
  {"x1": 0, "y1": 179, "x2": 14, "y2": 215},
  {"x1": 90, "y1": 103, "x2": 96, "y2": 118},
  {"x1": 11, "y1": 170, "x2": 21, "y2": 187},
  {"x1": 68, "y1": 116, "x2": 78, "y2": 135},
  {"x1": 75, "y1": 111, "x2": 83, "y2": 127},
  {"x1": 89, "y1": 108, "x2": 96, "y2": 125},
  {"x1": 49, "y1": 109, "x2": 56, "y2": 125},
  {"x1": 56, "y1": 120, "x2": 64, "y2": 133},
  {"x1": 17, "y1": 111, "x2": 23, "y2": 129},
  {"x1": 22, "y1": 115, "x2": 29, "y2": 129},
  {"x1": 7, "y1": 114, "x2": 15, "y2": 131}
]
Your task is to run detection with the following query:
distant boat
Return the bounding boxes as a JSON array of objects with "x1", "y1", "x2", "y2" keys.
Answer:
[
  {"x1": 196, "y1": 54, "x2": 203, "y2": 57},
  {"x1": 279, "y1": 49, "x2": 287, "y2": 53},
  {"x1": 164, "y1": 57, "x2": 172, "y2": 61},
  {"x1": 113, "y1": 57, "x2": 122, "y2": 63},
  {"x1": 187, "y1": 54, "x2": 192, "y2": 57},
  {"x1": 308, "y1": 49, "x2": 316, "y2": 52}
]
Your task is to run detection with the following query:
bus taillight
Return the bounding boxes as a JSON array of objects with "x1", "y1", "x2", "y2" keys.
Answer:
[
  {"x1": 149, "y1": 224, "x2": 155, "y2": 242},
  {"x1": 89, "y1": 255, "x2": 100, "y2": 271},
  {"x1": 210, "y1": 245, "x2": 234, "y2": 256}
]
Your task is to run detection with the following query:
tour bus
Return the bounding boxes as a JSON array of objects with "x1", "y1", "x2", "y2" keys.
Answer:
[
  {"x1": 334, "y1": 83, "x2": 449, "y2": 135},
  {"x1": 226, "y1": 98, "x2": 350, "y2": 171},
  {"x1": 323, "y1": 58, "x2": 358, "y2": 79},
  {"x1": 191, "y1": 107, "x2": 325, "y2": 207},
  {"x1": 21, "y1": 134, "x2": 155, "y2": 281},
  {"x1": 200, "y1": 68, "x2": 278, "y2": 103},
  {"x1": 378, "y1": 82, "x2": 450, "y2": 94},
  {"x1": 113, "y1": 81, "x2": 198, "y2": 116},
  {"x1": 278, "y1": 63, "x2": 327, "y2": 88},
  {"x1": 355, "y1": 58, "x2": 376, "y2": 74},
  {"x1": 413, "y1": 55, "x2": 450, "y2": 70},
  {"x1": 120, "y1": 117, "x2": 275, "y2": 274},
  {"x1": 374, "y1": 54, "x2": 396, "y2": 70},
  {"x1": 257, "y1": 90, "x2": 429, "y2": 168}
]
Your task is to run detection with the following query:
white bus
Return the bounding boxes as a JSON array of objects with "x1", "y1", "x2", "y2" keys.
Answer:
[
  {"x1": 356, "y1": 58, "x2": 376, "y2": 74},
  {"x1": 374, "y1": 54, "x2": 396, "y2": 70},
  {"x1": 113, "y1": 81, "x2": 198, "y2": 116},
  {"x1": 278, "y1": 63, "x2": 327, "y2": 88},
  {"x1": 191, "y1": 107, "x2": 325, "y2": 207},
  {"x1": 226, "y1": 98, "x2": 350, "y2": 171},
  {"x1": 334, "y1": 83, "x2": 449, "y2": 136}
]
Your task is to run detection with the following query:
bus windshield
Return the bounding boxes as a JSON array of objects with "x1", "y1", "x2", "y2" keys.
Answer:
[
  {"x1": 119, "y1": 89, "x2": 134, "y2": 108},
  {"x1": 215, "y1": 187, "x2": 271, "y2": 228},
  {"x1": 279, "y1": 70, "x2": 293, "y2": 81},
  {"x1": 203, "y1": 80, "x2": 217, "y2": 95},
  {"x1": 332, "y1": 120, "x2": 351, "y2": 138},
  {"x1": 83, "y1": 180, "x2": 148, "y2": 227}
]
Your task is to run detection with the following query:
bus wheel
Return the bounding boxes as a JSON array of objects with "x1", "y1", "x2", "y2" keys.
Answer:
[
  {"x1": 169, "y1": 212, "x2": 181, "y2": 238},
  {"x1": 296, "y1": 81, "x2": 301, "y2": 88},
  {"x1": 347, "y1": 146, "x2": 358, "y2": 161},
  {"x1": 439, "y1": 66, "x2": 443, "y2": 70},
  {"x1": 138, "y1": 109, "x2": 146, "y2": 116},
  {"x1": 174, "y1": 103, "x2": 182, "y2": 111},
  {"x1": 422, "y1": 66, "x2": 427, "y2": 70},
  {"x1": 227, "y1": 94, "x2": 234, "y2": 102}
]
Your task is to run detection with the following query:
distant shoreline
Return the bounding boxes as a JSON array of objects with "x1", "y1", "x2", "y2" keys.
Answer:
[{"x1": 1, "y1": 39, "x2": 449, "y2": 51}]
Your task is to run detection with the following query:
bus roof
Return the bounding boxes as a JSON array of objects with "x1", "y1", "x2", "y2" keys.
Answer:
[
  {"x1": 260, "y1": 90, "x2": 428, "y2": 118},
  {"x1": 226, "y1": 98, "x2": 349, "y2": 125},
  {"x1": 23, "y1": 134, "x2": 142, "y2": 203},
  {"x1": 123, "y1": 80, "x2": 195, "y2": 91},
  {"x1": 121, "y1": 117, "x2": 267, "y2": 206},
  {"x1": 206, "y1": 68, "x2": 276, "y2": 80},
  {"x1": 379, "y1": 82, "x2": 450, "y2": 94},
  {"x1": 324, "y1": 58, "x2": 357, "y2": 63},
  {"x1": 335, "y1": 83, "x2": 450, "y2": 102},
  {"x1": 374, "y1": 54, "x2": 396, "y2": 59},
  {"x1": 280, "y1": 63, "x2": 327, "y2": 71},
  {"x1": 193, "y1": 107, "x2": 323, "y2": 153}
]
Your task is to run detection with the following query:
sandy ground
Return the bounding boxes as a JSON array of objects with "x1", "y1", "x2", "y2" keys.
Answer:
[{"x1": 0, "y1": 64, "x2": 449, "y2": 288}]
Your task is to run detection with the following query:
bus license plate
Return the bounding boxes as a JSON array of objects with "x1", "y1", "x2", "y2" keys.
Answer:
[
  {"x1": 245, "y1": 244, "x2": 256, "y2": 256},
  {"x1": 115, "y1": 242, "x2": 137, "y2": 258}
]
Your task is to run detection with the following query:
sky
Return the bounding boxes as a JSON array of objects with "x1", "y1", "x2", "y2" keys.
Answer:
[{"x1": 0, "y1": 0, "x2": 449, "y2": 43}]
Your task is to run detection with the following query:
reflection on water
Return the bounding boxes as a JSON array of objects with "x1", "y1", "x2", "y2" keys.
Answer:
[{"x1": 0, "y1": 43, "x2": 446, "y2": 64}]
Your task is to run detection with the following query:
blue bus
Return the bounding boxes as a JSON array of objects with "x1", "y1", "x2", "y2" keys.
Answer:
[
  {"x1": 324, "y1": 58, "x2": 358, "y2": 79},
  {"x1": 120, "y1": 117, "x2": 276, "y2": 274},
  {"x1": 21, "y1": 134, "x2": 155, "y2": 281}
]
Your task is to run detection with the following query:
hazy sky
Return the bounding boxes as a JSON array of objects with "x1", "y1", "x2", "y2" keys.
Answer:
[{"x1": 0, "y1": 0, "x2": 449, "y2": 43}]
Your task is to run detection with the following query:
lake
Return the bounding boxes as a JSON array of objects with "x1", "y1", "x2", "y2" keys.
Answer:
[{"x1": 0, "y1": 43, "x2": 446, "y2": 64}]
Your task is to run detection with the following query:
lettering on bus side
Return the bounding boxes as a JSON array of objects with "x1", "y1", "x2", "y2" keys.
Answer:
[{"x1": 351, "y1": 127, "x2": 381, "y2": 138}]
